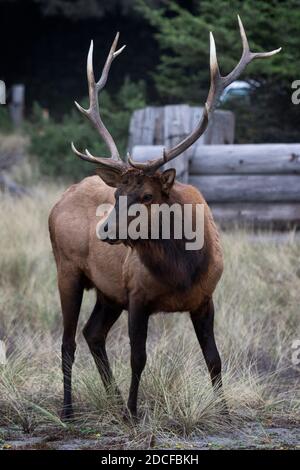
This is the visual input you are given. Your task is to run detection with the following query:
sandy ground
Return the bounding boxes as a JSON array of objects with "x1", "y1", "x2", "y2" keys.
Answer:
[{"x1": 1, "y1": 423, "x2": 299, "y2": 450}]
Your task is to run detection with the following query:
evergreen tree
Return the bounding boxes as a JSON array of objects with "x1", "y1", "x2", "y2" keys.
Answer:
[{"x1": 137, "y1": 0, "x2": 300, "y2": 142}]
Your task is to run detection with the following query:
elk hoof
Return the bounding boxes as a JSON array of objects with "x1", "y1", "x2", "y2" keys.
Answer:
[{"x1": 122, "y1": 407, "x2": 138, "y2": 425}]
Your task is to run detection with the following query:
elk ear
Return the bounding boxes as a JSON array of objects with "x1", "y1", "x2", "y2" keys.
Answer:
[
  {"x1": 160, "y1": 168, "x2": 176, "y2": 194},
  {"x1": 96, "y1": 167, "x2": 122, "y2": 188}
]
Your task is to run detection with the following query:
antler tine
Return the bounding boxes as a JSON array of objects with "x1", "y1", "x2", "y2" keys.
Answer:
[
  {"x1": 72, "y1": 33, "x2": 127, "y2": 170},
  {"x1": 238, "y1": 14, "x2": 250, "y2": 54},
  {"x1": 71, "y1": 142, "x2": 127, "y2": 171},
  {"x1": 223, "y1": 15, "x2": 281, "y2": 87},
  {"x1": 129, "y1": 16, "x2": 281, "y2": 174},
  {"x1": 97, "y1": 32, "x2": 126, "y2": 91}
]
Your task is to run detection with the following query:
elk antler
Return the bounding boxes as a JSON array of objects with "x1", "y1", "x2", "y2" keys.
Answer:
[
  {"x1": 128, "y1": 16, "x2": 281, "y2": 173},
  {"x1": 71, "y1": 33, "x2": 127, "y2": 172}
]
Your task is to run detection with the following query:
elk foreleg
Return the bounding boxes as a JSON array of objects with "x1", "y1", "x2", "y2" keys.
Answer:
[{"x1": 127, "y1": 304, "x2": 150, "y2": 418}]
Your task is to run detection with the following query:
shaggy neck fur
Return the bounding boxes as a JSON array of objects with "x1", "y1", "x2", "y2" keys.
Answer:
[
  {"x1": 130, "y1": 184, "x2": 209, "y2": 291},
  {"x1": 134, "y1": 237, "x2": 209, "y2": 292}
]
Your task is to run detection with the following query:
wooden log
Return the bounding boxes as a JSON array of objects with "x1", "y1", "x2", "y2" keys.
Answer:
[
  {"x1": 189, "y1": 175, "x2": 300, "y2": 202},
  {"x1": 198, "y1": 109, "x2": 235, "y2": 145},
  {"x1": 9, "y1": 84, "x2": 25, "y2": 127},
  {"x1": 164, "y1": 105, "x2": 191, "y2": 144},
  {"x1": 128, "y1": 105, "x2": 235, "y2": 153},
  {"x1": 0, "y1": 80, "x2": 5, "y2": 104},
  {"x1": 0, "y1": 340, "x2": 7, "y2": 365},
  {"x1": 162, "y1": 105, "x2": 192, "y2": 182},
  {"x1": 128, "y1": 106, "x2": 163, "y2": 151},
  {"x1": 131, "y1": 145, "x2": 164, "y2": 162},
  {"x1": 210, "y1": 202, "x2": 300, "y2": 227},
  {"x1": 190, "y1": 144, "x2": 300, "y2": 175}
]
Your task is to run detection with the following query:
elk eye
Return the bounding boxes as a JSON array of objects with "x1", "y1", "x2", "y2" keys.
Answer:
[{"x1": 142, "y1": 193, "x2": 153, "y2": 203}]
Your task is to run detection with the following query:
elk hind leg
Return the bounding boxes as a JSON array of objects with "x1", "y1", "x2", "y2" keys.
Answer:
[
  {"x1": 83, "y1": 297, "x2": 123, "y2": 401},
  {"x1": 59, "y1": 269, "x2": 83, "y2": 421},
  {"x1": 190, "y1": 298, "x2": 229, "y2": 414}
]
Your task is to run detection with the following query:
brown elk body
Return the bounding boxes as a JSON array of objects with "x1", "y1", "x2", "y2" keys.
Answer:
[{"x1": 49, "y1": 20, "x2": 280, "y2": 420}]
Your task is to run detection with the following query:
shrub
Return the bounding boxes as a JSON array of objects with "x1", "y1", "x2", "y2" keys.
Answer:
[{"x1": 0, "y1": 107, "x2": 13, "y2": 134}]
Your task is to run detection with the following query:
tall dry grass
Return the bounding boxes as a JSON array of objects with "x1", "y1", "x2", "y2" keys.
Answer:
[{"x1": 0, "y1": 185, "x2": 299, "y2": 445}]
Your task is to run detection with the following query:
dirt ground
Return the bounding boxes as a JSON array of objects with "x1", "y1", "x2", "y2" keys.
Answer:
[{"x1": 1, "y1": 422, "x2": 299, "y2": 450}]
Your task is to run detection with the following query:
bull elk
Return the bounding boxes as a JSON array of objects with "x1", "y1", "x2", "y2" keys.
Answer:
[{"x1": 49, "y1": 17, "x2": 280, "y2": 421}]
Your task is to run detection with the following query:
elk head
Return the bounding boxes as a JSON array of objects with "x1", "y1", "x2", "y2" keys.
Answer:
[{"x1": 72, "y1": 18, "x2": 281, "y2": 244}]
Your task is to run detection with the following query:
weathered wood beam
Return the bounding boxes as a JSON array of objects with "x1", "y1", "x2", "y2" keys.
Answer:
[
  {"x1": 190, "y1": 144, "x2": 300, "y2": 175},
  {"x1": 189, "y1": 175, "x2": 300, "y2": 202},
  {"x1": 210, "y1": 202, "x2": 300, "y2": 228}
]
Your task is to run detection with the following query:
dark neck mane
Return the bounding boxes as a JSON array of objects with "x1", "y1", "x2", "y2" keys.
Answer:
[{"x1": 134, "y1": 237, "x2": 209, "y2": 292}]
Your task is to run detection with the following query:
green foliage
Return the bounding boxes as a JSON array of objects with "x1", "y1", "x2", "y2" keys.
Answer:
[
  {"x1": 137, "y1": 0, "x2": 293, "y2": 99},
  {"x1": 34, "y1": 0, "x2": 164, "y2": 20},
  {"x1": 223, "y1": 82, "x2": 300, "y2": 144},
  {"x1": 27, "y1": 78, "x2": 146, "y2": 180},
  {"x1": 0, "y1": 107, "x2": 13, "y2": 133},
  {"x1": 137, "y1": 0, "x2": 300, "y2": 142}
]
